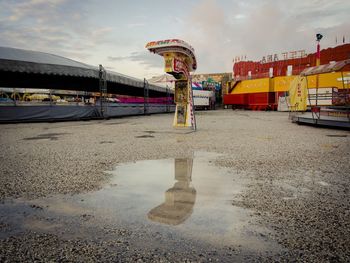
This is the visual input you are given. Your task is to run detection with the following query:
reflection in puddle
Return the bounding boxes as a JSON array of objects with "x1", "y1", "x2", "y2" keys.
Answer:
[
  {"x1": 0, "y1": 152, "x2": 282, "y2": 254},
  {"x1": 148, "y1": 158, "x2": 196, "y2": 225}
]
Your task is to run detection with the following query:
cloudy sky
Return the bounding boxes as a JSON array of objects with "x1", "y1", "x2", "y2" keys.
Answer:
[{"x1": 1, "y1": 0, "x2": 349, "y2": 79}]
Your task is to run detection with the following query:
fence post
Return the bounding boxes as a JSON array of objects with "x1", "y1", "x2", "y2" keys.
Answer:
[
  {"x1": 99, "y1": 64, "x2": 108, "y2": 118},
  {"x1": 144, "y1": 78, "x2": 149, "y2": 115}
]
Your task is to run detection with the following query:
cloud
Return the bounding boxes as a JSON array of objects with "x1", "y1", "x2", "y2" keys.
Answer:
[
  {"x1": 127, "y1": 23, "x2": 145, "y2": 28},
  {"x1": 108, "y1": 51, "x2": 163, "y2": 69},
  {"x1": 0, "y1": 1, "x2": 158, "y2": 77},
  {"x1": 180, "y1": 0, "x2": 350, "y2": 74},
  {"x1": 171, "y1": 16, "x2": 184, "y2": 24},
  {"x1": 0, "y1": 0, "x2": 118, "y2": 62},
  {"x1": 1, "y1": 0, "x2": 349, "y2": 78},
  {"x1": 180, "y1": 0, "x2": 233, "y2": 73},
  {"x1": 5, "y1": 0, "x2": 67, "y2": 22},
  {"x1": 234, "y1": 14, "x2": 246, "y2": 20}
]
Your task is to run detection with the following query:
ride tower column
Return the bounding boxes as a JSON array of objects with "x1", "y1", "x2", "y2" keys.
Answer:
[{"x1": 146, "y1": 39, "x2": 197, "y2": 130}]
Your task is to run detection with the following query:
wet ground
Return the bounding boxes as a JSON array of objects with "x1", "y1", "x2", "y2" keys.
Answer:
[
  {"x1": 0, "y1": 110, "x2": 349, "y2": 262},
  {"x1": 0, "y1": 152, "x2": 283, "y2": 261}
]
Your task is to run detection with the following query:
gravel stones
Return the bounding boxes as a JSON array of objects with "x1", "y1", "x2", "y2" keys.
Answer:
[{"x1": 0, "y1": 110, "x2": 349, "y2": 262}]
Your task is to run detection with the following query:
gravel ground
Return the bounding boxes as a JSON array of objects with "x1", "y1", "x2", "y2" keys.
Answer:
[{"x1": 0, "y1": 109, "x2": 349, "y2": 262}]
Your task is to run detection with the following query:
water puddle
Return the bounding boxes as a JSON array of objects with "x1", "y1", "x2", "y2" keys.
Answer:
[
  {"x1": 22, "y1": 132, "x2": 69, "y2": 141},
  {"x1": 135, "y1": 135, "x2": 155, "y2": 138},
  {"x1": 326, "y1": 134, "x2": 347, "y2": 137},
  {"x1": 0, "y1": 152, "x2": 281, "y2": 254}
]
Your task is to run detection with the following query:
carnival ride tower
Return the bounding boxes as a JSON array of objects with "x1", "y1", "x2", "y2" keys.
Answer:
[
  {"x1": 148, "y1": 157, "x2": 196, "y2": 225},
  {"x1": 146, "y1": 39, "x2": 197, "y2": 130}
]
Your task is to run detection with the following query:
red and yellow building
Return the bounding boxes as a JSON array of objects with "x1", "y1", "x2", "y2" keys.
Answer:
[{"x1": 224, "y1": 44, "x2": 350, "y2": 110}]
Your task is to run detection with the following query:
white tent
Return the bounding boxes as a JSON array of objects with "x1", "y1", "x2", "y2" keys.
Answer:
[{"x1": 148, "y1": 74, "x2": 176, "y2": 89}]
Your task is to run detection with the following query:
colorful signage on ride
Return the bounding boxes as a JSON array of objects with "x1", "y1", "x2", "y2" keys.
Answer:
[
  {"x1": 146, "y1": 39, "x2": 197, "y2": 130},
  {"x1": 146, "y1": 39, "x2": 197, "y2": 72},
  {"x1": 146, "y1": 39, "x2": 195, "y2": 53},
  {"x1": 162, "y1": 53, "x2": 189, "y2": 79}
]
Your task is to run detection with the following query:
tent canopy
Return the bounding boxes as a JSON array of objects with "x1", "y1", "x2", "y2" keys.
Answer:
[
  {"x1": 148, "y1": 73, "x2": 176, "y2": 83},
  {"x1": 0, "y1": 46, "x2": 173, "y2": 97}
]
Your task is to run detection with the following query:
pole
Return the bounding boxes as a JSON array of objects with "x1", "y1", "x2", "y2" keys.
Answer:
[
  {"x1": 99, "y1": 65, "x2": 103, "y2": 116},
  {"x1": 99, "y1": 64, "x2": 107, "y2": 118},
  {"x1": 316, "y1": 42, "x2": 320, "y2": 66},
  {"x1": 315, "y1": 40, "x2": 321, "y2": 106},
  {"x1": 143, "y1": 78, "x2": 149, "y2": 115}
]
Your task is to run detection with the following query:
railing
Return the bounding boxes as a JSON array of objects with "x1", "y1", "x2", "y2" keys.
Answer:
[{"x1": 307, "y1": 88, "x2": 350, "y2": 107}]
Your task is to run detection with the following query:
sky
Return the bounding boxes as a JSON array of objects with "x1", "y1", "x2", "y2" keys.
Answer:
[{"x1": 0, "y1": 0, "x2": 349, "y2": 79}]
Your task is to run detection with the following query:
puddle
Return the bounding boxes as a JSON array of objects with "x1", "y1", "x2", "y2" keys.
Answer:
[
  {"x1": 135, "y1": 135, "x2": 155, "y2": 138},
  {"x1": 0, "y1": 152, "x2": 281, "y2": 254},
  {"x1": 23, "y1": 132, "x2": 68, "y2": 141},
  {"x1": 104, "y1": 121, "x2": 128, "y2": 125},
  {"x1": 326, "y1": 134, "x2": 348, "y2": 137},
  {"x1": 144, "y1": 130, "x2": 156, "y2": 134},
  {"x1": 99, "y1": 141, "x2": 114, "y2": 144}
]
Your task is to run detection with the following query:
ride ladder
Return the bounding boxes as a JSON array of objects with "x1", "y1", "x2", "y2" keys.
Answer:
[{"x1": 189, "y1": 79, "x2": 197, "y2": 130}]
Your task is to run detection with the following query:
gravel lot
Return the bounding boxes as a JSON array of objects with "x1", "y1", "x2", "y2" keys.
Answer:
[{"x1": 0, "y1": 110, "x2": 349, "y2": 262}]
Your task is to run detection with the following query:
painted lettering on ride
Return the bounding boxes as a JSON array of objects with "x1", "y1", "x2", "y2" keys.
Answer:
[{"x1": 145, "y1": 39, "x2": 194, "y2": 52}]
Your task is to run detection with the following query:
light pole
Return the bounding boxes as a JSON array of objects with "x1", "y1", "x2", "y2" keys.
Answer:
[
  {"x1": 316, "y1": 33, "x2": 323, "y2": 66},
  {"x1": 315, "y1": 33, "x2": 323, "y2": 106}
]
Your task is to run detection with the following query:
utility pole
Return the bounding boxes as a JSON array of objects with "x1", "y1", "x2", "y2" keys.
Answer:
[{"x1": 316, "y1": 33, "x2": 323, "y2": 66}]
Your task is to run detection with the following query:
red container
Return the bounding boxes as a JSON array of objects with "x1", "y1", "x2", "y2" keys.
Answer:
[
  {"x1": 247, "y1": 92, "x2": 276, "y2": 110},
  {"x1": 225, "y1": 92, "x2": 281, "y2": 110},
  {"x1": 223, "y1": 94, "x2": 247, "y2": 105}
]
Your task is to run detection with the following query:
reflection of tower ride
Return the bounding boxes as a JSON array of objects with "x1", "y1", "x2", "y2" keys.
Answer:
[
  {"x1": 148, "y1": 158, "x2": 196, "y2": 225},
  {"x1": 145, "y1": 39, "x2": 197, "y2": 130}
]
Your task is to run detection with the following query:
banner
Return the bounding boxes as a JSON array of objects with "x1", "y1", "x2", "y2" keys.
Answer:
[{"x1": 289, "y1": 76, "x2": 307, "y2": 111}]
